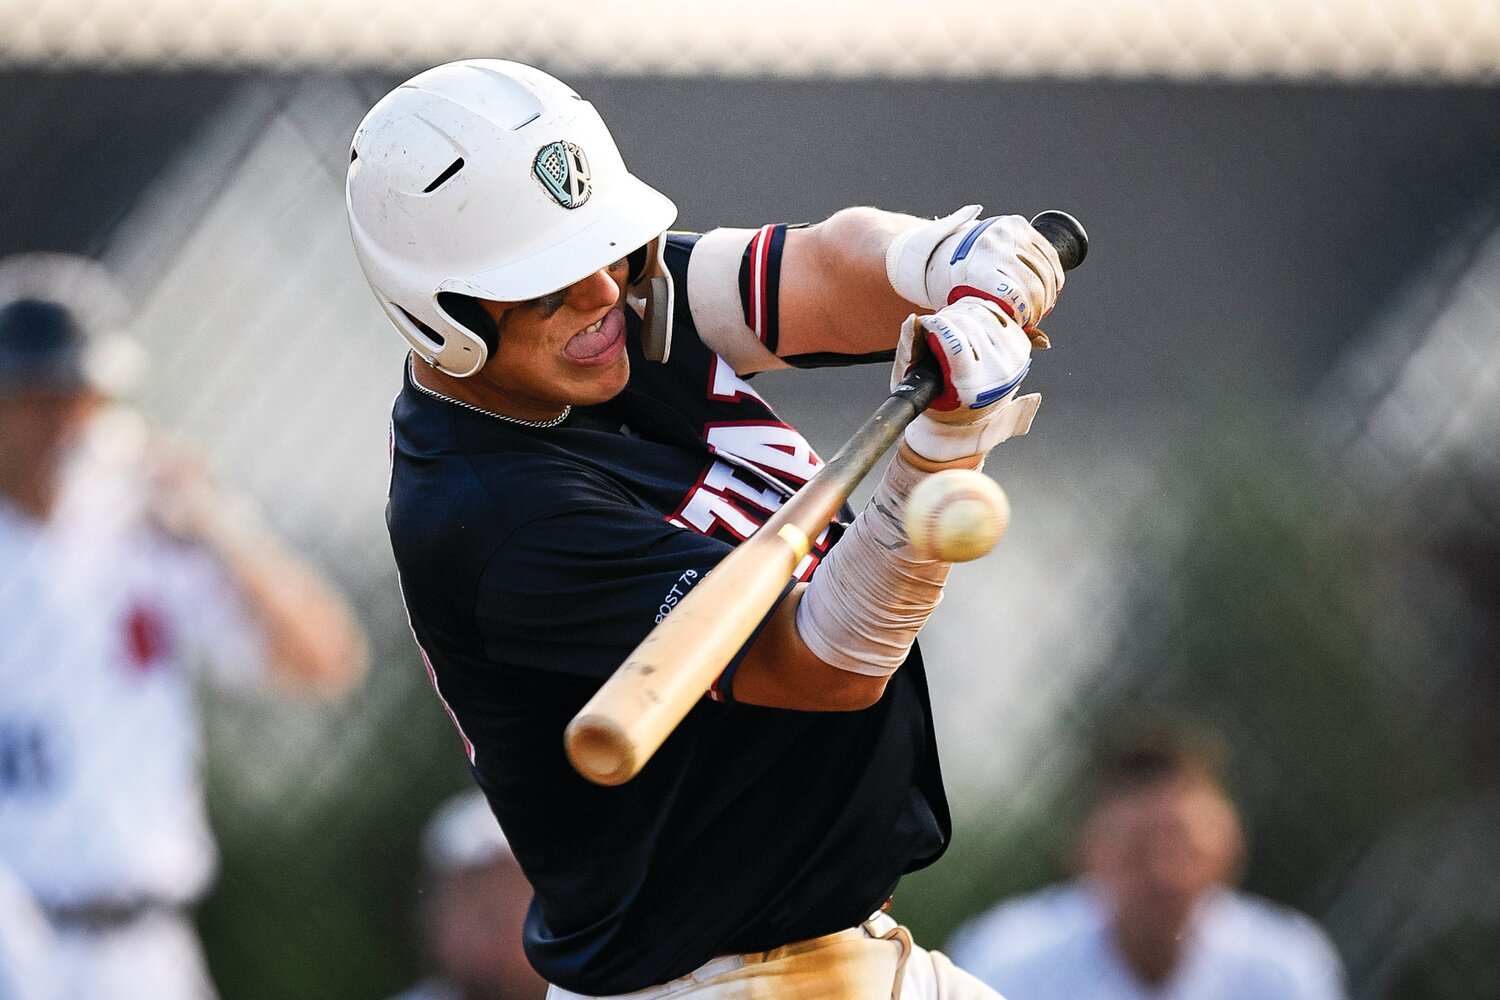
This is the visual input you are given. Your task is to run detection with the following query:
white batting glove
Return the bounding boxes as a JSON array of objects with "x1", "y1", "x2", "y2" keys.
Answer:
[
  {"x1": 893, "y1": 298, "x2": 1042, "y2": 464},
  {"x1": 887, "y1": 205, "x2": 1064, "y2": 330}
]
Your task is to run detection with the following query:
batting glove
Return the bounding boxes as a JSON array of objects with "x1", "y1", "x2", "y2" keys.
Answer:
[
  {"x1": 894, "y1": 298, "x2": 1041, "y2": 464},
  {"x1": 887, "y1": 205, "x2": 1064, "y2": 331}
]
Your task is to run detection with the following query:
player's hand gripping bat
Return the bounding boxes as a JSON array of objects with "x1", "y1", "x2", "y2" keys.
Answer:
[{"x1": 566, "y1": 212, "x2": 1088, "y2": 785}]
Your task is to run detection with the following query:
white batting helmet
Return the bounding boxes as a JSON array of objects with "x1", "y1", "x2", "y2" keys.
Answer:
[{"x1": 346, "y1": 60, "x2": 678, "y2": 377}]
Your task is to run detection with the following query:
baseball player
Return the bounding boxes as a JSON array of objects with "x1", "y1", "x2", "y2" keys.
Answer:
[
  {"x1": 348, "y1": 60, "x2": 1067, "y2": 999},
  {"x1": 946, "y1": 726, "x2": 1348, "y2": 1000},
  {"x1": 388, "y1": 791, "x2": 548, "y2": 1000},
  {"x1": 0, "y1": 259, "x2": 369, "y2": 1000}
]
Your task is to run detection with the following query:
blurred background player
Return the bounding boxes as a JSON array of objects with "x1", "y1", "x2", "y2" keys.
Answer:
[
  {"x1": 388, "y1": 791, "x2": 546, "y2": 1000},
  {"x1": 946, "y1": 723, "x2": 1348, "y2": 1000},
  {"x1": 0, "y1": 254, "x2": 369, "y2": 1000}
]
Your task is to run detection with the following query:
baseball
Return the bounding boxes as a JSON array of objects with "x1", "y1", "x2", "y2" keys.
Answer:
[{"x1": 903, "y1": 469, "x2": 1011, "y2": 562}]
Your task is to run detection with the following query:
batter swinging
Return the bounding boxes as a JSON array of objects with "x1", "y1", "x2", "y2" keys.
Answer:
[{"x1": 347, "y1": 60, "x2": 1071, "y2": 1000}]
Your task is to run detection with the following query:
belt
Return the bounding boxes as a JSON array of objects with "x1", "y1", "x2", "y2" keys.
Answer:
[{"x1": 43, "y1": 898, "x2": 187, "y2": 932}]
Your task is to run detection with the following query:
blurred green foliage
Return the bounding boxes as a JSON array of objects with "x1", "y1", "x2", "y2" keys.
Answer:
[
  {"x1": 1386, "y1": 922, "x2": 1500, "y2": 1000},
  {"x1": 1078, "y1": 420, "x2": 1468, "y2": 911}
]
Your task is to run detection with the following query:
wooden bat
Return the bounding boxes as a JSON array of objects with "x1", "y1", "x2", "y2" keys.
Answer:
[{"x1": 566, "y1": 211, "x2": 1088, "y2": 786}]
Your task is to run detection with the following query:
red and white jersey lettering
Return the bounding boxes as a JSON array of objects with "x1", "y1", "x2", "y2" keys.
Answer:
[
  {"x1": 669, "y1": 476, "x2": 761, "y2": 542},
  {"x1": 707, "y1": 355, "x2": 767, "y2": 404},
  {"x1": 706, "y1": 423, "x2": 822, "y2": 485},
  {"x1": 669, "y1": 418, "x2": 832, "y2": 580},
  {"x1": 664, "y1": 347, "x2": 835, "y2": 579}
]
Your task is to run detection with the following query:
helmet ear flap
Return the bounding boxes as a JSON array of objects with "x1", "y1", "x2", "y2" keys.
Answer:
[
  {"x1": 436, "y1": 292, "x2": 501, "y2": 357},
  {"x1": 625, "y1": 244, "x2": 651, "y2": 286},
  {"x1": 624, "y1": 236, "x2": 674, "y2": 364}
]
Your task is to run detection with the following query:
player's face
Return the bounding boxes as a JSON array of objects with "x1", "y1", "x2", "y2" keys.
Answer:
[
  {"x1": 1081, "y1": 775, "x2": 1242, "y2": 929},
  {"x1": 0, "y1": 387, "x2": 99, "y2": 518},
  {"x1": 476, "y1": 257, "x2": 633, "y2": 419},
  {"x1": 427, "y1": 857, "x2": 545, "y2": 999}
]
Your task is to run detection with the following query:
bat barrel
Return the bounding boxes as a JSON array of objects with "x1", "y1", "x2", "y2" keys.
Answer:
[
  {"x1": 565, "y1": 530, "x2": 806, "y2": 784},
  {"x1": 566, "y1": 714, "x2": 636, "y2": 786}
]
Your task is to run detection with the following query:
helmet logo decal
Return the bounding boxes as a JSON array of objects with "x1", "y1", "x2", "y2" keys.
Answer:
[{"x1": 533, "y1": 141, "x2": 592, "y2": 209}]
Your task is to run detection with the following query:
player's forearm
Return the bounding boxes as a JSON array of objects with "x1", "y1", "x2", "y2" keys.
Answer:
[
  {"x1": 728, "y1": 585, "x2": 892, "y2": 711},
  {"x1": 793, "y1": 447, "x2": 967, "y2": 676},
  {"x1": 211, "y1": 529, "x2": 369, "y2": 698},
  {"x1": 125, "y1": 429, "x2": 370, "y2": 697},
  {"x1": 777, "y1": 207, "x2": 931, "y2": 359},
  {"x1": 729, "y1": 446, "x2": 978, "y2": 712}
]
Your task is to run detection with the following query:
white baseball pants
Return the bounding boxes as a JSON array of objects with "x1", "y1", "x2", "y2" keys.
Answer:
[{"x1": 546, "y1": 912, "x2": 1002, "y2": 1000}]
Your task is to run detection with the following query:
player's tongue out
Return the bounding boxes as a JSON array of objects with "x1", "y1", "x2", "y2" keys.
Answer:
[{"x1": 564, "y1": 310, "x2": 624, "y2": 362}]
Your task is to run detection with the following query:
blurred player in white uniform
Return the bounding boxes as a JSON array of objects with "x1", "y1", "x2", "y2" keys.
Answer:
[
  {"x1": 946, "y1": 725, "x2": 1348, "y2": 1000},
  {"x1": 388, "y1": 792, "x2": 546, "y2": 1000},
  {"x1": 0, "y1": 255, "x2": 369, "y2": 1000}
]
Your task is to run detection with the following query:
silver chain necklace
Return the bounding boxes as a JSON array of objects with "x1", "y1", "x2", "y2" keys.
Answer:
[{"x1": 407, "y1": 357, "x2": 572, "y2": 429}]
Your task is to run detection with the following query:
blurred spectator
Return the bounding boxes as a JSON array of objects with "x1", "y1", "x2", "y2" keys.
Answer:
[
  {"x1": 946, "y1": 724, "x2": 1348, "y2": 1000},
  {"x1": 389, "y1": 791, "x2": 546, "y2": 1000},
  {"x1": 0, "y1": 254, "x2": 368, "y2": 1000}
]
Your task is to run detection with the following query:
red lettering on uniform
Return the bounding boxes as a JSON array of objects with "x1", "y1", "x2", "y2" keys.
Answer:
[
  {"x1": 705, "y1": 422, "x2": 822, "y2": 486},
  {"x1": 123, "y1": 604, "x2": 171, "y2": 674},
  {"x1": 707, "y1": 356, "x2": 767, "y2": 404},
  {"x1": 668, "y1": 457, "x2": 838, "y2": 577},
  {"x1": 670, "y1": 485, "x2": 760, "y2": 540},
  {"x1": 792, "y1": 525, "x2": 833, "y2": 581},
  {"x1": 671, "y1": 450, "x2": 787, "y2": 539},
  {"x1": 703, "y1": 461, "x2": 783, "y2": 514}
]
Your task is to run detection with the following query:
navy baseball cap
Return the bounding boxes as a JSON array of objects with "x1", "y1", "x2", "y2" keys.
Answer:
[{"x1": 0, "y1": 298, "x2": 95, "y2": 394}]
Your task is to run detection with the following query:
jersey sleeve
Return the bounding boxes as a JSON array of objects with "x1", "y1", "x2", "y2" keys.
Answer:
[
  {"x1": 1267, "y1": 908, "x2": 1350, "y2": 1000},
  {"x1": 685, "y1": 226, "x2": 793, "y2": 376},
  {"x1": 473, "y1": 486, "x2": 764, "y2": 700},
  {"x1": 685, "y1": 224, "x2": 897, "y2": 375}
]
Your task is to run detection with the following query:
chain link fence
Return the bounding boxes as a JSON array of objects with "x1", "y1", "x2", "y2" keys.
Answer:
[
  {"x1": 1, "y1": 4, "x2": 1498, "y2": 999},
  {"x1": 2, "y1": 0, "x2": 1499, "y2": 80}
]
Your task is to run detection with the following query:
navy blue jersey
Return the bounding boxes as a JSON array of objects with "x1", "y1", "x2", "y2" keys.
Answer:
[{"x1": 388, "y1": 233, "x2": 950, "y2": 995}]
